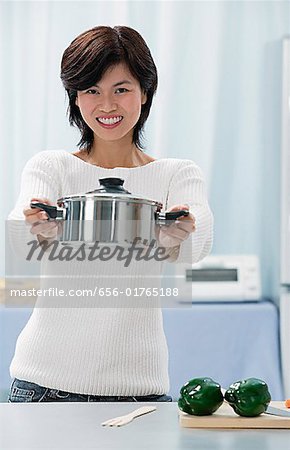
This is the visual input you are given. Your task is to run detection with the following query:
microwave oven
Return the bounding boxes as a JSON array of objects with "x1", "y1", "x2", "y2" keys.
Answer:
[{"x1": 173, "y1": 254, "x2": 261, "y2": 302}]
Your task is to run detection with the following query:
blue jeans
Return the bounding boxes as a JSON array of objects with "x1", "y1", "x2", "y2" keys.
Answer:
[{"x1": 8, "y1": 378, "x2": 172, "y2": 403}]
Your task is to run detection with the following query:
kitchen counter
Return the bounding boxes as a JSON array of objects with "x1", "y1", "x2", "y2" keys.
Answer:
[{"x1": 1, "y1": 402, "x2": 290, "y2": 449}]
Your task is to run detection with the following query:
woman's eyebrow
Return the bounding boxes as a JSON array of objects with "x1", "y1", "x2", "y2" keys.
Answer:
[
  {"x1": 113, "y1": 80, "x2": 133, "y2": 87},
  {"x1": 94, "y1": 80, "x2": 133, "y2": 88}
]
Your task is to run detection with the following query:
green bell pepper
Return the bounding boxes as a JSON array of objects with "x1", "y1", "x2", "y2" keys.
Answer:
[
  {"x1": 225, "y1": 377, "x2": 271, "y2": 417},
  {"x1": 178, "y1": 377, "x2": 224, "y2": 416}
]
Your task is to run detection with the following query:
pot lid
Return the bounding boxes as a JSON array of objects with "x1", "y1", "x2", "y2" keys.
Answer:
[{"x1": 58, "y1": 177, "x2": 162, "y2": 207}]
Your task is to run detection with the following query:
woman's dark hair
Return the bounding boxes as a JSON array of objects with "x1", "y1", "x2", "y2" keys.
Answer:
[{"x1": 60, "y1": 25, "x2": 158, "y2": 153}]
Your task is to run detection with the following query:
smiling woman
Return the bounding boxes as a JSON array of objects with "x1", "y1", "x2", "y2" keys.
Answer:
[
  {"x1": 75, "y1": 63, "x2": 147, "y2": 150},
  {"x1": 7, "y1": 25, "x2": 213, "y2": 403},
  {"x1": 60, "y1": 25, "x2": 157, "y2": 165}
]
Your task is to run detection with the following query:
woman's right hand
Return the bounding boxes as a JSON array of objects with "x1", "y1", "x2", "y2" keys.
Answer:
[{"x1": 23, "y1": 197, "x2": 59, "y2": 239}]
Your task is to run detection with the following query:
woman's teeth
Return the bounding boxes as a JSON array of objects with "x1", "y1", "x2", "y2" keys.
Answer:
[{"x1": 97, "y1": 116, "x2": 123, "y2": 125}]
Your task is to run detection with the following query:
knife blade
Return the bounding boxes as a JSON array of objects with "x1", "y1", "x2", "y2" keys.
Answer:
[{"x1": 265, "y1": 405, "x2": 290, "y2": 418}]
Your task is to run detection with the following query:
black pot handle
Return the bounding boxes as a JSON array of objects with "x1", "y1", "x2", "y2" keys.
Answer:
[
  {"x1": 165, "y1": 210, "x2": 189, "y2": 220},
  {"x1": 155, "y1": 209, "x2": 189, "y2": 225},
  {"x1": 30, "y1": 202, "x2": 64, "y2": 220}
]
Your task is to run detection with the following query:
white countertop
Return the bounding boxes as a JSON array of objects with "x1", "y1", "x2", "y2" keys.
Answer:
[{"x1": 1, "y1": 402, "x2": 290, "y2": 449}]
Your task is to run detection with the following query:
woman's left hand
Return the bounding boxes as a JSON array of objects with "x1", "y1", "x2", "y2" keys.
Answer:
[{"x1": 156, "y1": 204, "x2": 196, "y2": 248}]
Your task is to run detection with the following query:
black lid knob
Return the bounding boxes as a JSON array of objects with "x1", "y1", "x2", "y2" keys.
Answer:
[
  {"x1": 100, "y1": 178, "x2": 124, "y2": 187},
  {"x1": 86, "y1": 177, "x2": 132, "y2": 195}
]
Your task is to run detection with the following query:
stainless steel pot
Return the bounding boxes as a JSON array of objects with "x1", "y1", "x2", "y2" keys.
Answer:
[{"x1": 30, "y1": 177, "x2": 188, "y2": 245}]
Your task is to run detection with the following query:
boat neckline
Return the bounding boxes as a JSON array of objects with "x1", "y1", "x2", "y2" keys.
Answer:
[{"x1": 68, "y1": 151, "x2": 163, "y2": 170}]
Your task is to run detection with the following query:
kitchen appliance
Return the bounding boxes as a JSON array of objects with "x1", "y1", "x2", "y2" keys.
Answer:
[
  {"x1": 30, "y1": 177, "x2": 188, "y2": 245},
  {"x1": 280, "y1": 36, "x2": 290, "y2": 398},
  {"x1": 174, "y1": 254, "x2": 261, "y2": 302}
]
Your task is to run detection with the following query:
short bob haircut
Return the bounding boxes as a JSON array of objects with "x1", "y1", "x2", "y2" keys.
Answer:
[{"x1": 60, "y1": 25, "x2": 158, "y2": 153}]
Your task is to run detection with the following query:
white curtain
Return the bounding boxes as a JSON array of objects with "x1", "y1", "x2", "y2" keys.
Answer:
[{"x1": 1, "y1": 1, "x2": 290, "y2": 301}]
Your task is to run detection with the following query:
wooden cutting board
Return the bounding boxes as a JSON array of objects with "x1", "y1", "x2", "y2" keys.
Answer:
[{"x1": 179, "y1": 401, "x2": 290, "y2": 429}]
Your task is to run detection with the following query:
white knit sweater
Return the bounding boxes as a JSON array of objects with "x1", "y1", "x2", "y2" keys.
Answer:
[{"x1": 8, "y1": 150, "x2": 213, "y2": 396}]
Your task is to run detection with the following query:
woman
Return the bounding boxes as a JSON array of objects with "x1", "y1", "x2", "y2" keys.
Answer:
[{"x1": 7, "y1": 25, "x2": 213, "y2": 403}]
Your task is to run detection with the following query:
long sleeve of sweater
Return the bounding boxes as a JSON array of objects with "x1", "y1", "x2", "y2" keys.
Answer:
[
  {"x1": 9, "y1": 152, "x2": 61, "y2": 219},
  {"x1": 165, "y1": 159, "x2": 213, "y2": 264},
  {"x1": 7, "y1": 153, "x2": 62, "y2": 262}
]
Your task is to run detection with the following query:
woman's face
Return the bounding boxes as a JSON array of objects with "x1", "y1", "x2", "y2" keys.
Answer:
[{"x1": 76, "y1": 63, "x2": 147, "y2": 144}]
